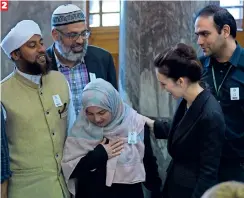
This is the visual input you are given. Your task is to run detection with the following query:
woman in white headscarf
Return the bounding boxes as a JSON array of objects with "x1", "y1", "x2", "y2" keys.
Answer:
[{"x1": 61, "y1": 78, "x2": 162, "y2": 198}]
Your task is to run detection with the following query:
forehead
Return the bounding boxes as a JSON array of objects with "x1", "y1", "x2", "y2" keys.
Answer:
[
  {"x1": 64, "y1": 22, "x2": 86, "y2": 32},
  {"x1": 86, "y1": 106, "x2": 106, "y2": 113},
  {"x1": 20, "y1": 35, "x2": 43, "y2": 51},
  {"x1": 194, "y1": 16, "x2": 216, "y2": 32},
  {"x1": 156, "y1": 69, "x2": 168, "y2": 82},
  {"x1": 25, "y1": 34, "x2": 42, "y2": 43}
]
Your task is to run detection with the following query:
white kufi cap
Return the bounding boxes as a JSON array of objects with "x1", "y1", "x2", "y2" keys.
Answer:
[
  {"x1": 51, "y1": 4, "x2": 85, "y2": 27},
  {"x1": 0, "y1": 20, "x2": 42, "y2": 58}
]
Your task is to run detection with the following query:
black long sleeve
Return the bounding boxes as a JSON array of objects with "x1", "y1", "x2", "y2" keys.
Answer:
[
  {"x1": 153, "y1": 119, "x2": 171, "y2": 139},
  {"x1": 70, "y1": 144, "x2": 108, "y2": 179},
  {"x1": 143, "y1": 125, "x2": 162, "y2": 198}
]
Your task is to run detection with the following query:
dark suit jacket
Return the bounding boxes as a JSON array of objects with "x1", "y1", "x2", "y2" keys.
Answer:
[
  {"x1": 153, "y1": 89, "x2": 225, "y2": 198},
  {"x1": 46, "y1": 44, "x2": 118, "y2": 89}
]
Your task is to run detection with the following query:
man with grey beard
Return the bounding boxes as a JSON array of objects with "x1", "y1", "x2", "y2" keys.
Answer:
[{"x1": 47, "y1": 4, "x2": 117, "y2": 116}]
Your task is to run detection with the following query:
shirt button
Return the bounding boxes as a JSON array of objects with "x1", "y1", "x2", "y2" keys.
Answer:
[
  {"x1": 46, "y1": 111, "x2": 49, "y2": 115},
  {"x1": 52, "y1": 132, "x2": 55, "y2": 136},
  {"x1": 73, "y1": 81, "x2": 76, "y2": 83},
  {"x1": 56, "y1": 154, "x2": 59, "y2": 158},
  {"x1": 218, "y1": 101, "x2": 220, "y2": 103},
  {"x1": 76, "y1": 96, "x2": 79, "y2": 99}
]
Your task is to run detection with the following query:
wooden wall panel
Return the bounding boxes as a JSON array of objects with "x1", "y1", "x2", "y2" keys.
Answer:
[
  {"x1": 89, "y1": 27, "x2": 120, "y2": 78},
  {"x1": 236, "y1": 17, "x2": 244, "y2": 47},
  {"x1": 236, "y1": 31, "x2": 244, "y2": 47}
]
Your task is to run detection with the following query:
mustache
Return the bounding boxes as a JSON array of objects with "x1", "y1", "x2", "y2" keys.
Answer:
[
  {"x1": 71, "y1": 44, "x2": 84, "y2": 48},
  {"x1": 71, "y1": 40, "x2": 88, "y2": 49},
  {"x1": 55, "y1": 40, "x2": 88, "y2": 62},
  {"x1": 36, "y1": 53, "x2": 46, "y2": 59}
]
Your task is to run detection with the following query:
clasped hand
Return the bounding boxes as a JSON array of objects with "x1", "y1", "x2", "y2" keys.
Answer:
[{"x1": 100, "y1": 138, "x2": 124, "y2": 159}]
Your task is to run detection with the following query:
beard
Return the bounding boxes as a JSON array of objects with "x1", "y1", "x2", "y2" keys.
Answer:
[
  {"x1": 55, "y1": 39, "x2": 88, "y2": 62},
  {"x1": 21, "y1": 54, "x2": 50, "y2": 75}
]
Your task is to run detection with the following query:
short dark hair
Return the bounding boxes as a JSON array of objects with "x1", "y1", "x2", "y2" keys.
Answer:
[
  {"x1": 154, "y1": 43, "x2": 202, "y2": 83},
  {"x1": 195, "y1": 5, "x2": 237, "y2": 38}
]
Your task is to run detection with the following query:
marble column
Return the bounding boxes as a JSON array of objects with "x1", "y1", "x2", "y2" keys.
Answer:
[
  {"x1": 1, "y1": 1, "x2": 86, "y2": 79},
  {"x1": 119, "y1": 0, "x2": 219, "y2": 187}
]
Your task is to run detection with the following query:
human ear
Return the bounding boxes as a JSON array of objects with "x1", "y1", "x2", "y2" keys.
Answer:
[
  {"x1": 222, "y1": 24, "x2": 230, "y2": 39},
  {"x1": 10, "y1": 50, "x2": 21, "y2": 61}
]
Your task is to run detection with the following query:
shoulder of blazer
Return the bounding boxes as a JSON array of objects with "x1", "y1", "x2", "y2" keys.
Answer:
[
  {"x1": 203, "y1": 93, "x2": 223, "y2": 119},
  {"x1": 86, "y1": 45, "x2": 111, "y2": 60}
]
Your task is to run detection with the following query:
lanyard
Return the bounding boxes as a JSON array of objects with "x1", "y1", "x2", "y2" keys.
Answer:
[{"x1": 212, "y1": 65, "x2": 233, "y2": 97}]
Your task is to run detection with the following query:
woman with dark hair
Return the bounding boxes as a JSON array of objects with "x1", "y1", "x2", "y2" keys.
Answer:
[{"x1": 143, "y1": 43, "x2": 226, "y2": 198}]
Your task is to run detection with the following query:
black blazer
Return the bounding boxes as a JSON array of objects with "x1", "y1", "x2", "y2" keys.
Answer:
[
  {"x1": 153, "y1": 89, "x2": 225, "y2": 198},
  {"x1": 46, "y1": 44, "x2": 118, "y2": 89},
  {"x1": 70, "y1": 125, "x2": 162, "y2": 198}
]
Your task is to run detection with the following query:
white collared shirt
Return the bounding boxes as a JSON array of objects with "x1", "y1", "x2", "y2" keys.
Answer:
[{"x1": 16, "y1": 67, "x2": 41, "y2": 85}]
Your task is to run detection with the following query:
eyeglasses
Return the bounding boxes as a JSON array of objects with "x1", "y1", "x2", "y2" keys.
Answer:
[{"x1": 56, "y1": 29, "x2": 91, "y2": 40}]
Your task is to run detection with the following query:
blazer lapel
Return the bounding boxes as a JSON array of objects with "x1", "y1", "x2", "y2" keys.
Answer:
[
  {"x1": 84, "y1": 53, "x2": 91, "y2": 75},
  {"x1": 167, "y1": 99, "x2": 188, "y2": 148},
  {"x1": 84, "y1": 51, "x2": 103, "y2": 82},
  {"x1": 170, "y1": 89, "x2": 211, "y2": 145},
  {"x1": 46, "y1": 44, "x2": 58, "y2": 71},
  {"x1": 84, "y1": 52, "x2": 100, "y2": 82}
]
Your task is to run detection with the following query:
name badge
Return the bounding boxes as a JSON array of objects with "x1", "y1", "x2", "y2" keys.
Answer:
[
  {"x1": 128, "y1": 132, "x2": 137, "y2": 144},
  {"x1": 52, "y1": 95, "x2": 63, "y2": 107},
  {"x1": 89, "y1": 73, "x2": 96, "y2": 82},
  {"x1": 230, "y1": 87, "x2": 239, "y2": 100}
]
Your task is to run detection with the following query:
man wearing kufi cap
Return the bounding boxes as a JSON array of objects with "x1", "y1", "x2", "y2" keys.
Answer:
[
  {"x1": 47, "y1": 4, "x2": 117, "y2": 116},
  {"x1": 0, "y1": 20, "x2": 75, "y2": 198}
]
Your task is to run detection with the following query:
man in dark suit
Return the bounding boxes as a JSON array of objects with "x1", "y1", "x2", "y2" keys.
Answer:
[
  {"x1": 195, "y1": 5, "x2": 244, "y2": 182},
  {"x1": 47, "y1": 4, "x2": 117, "y2": 115}
]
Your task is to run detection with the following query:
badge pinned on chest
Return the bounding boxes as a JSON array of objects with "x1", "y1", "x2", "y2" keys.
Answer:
[
  {"x1": 128, "y1": 131, "x2": 137, "y2": 144},
  {"x1": 52, "y1": 94, "x2": 63, "y2": 107},
  {"x1": 89, "y1": 73, "x2": 96, "y2": 82},
  {"x1": 230, "y1": 87, "x2": 239, "y2": 100}
]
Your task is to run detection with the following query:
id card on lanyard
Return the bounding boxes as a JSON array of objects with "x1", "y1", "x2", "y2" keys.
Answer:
[{"x1": 212, "y1": 65, "x2": 233, "y2": 97}]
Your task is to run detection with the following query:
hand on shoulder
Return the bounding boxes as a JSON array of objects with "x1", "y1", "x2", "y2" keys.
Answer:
[{"x1": 142, "y1": 115, "x2": 155, "y2": 132}]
